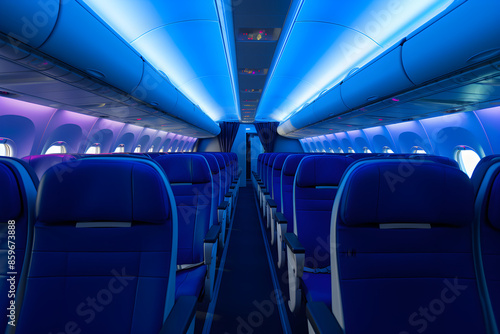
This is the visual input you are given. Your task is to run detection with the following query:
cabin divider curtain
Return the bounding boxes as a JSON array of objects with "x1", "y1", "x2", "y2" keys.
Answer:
[
  {"x1": 254, "y1": 122, "x2": 279, "y2": 153},
  {"x1": 218, "y1": 122, "x2": 240, "y2": 152}
]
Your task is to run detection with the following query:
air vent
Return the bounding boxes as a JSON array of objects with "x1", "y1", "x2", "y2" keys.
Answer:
[
  {"x1": 237, "y1": 28, "x2": 281, "y2": 41},
  {"x1": 239, "y1": 68, "x2": 269, "y2": 75}
]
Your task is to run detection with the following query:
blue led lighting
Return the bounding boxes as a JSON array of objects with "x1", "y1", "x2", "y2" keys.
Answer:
[{"x1": 257, "y1": 0, "x2": 454, "y2": 122}]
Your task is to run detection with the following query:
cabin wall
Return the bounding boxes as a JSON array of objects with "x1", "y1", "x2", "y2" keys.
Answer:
[
  {"x1": 301, "y1": 106, "x2": 500, "y2": 160},
  {"x1": 273, "y1": 135, "x2": 304, "y2": 153},
  {"x1": 0, "y1": 97, "x2": 195, "y2": 157}
]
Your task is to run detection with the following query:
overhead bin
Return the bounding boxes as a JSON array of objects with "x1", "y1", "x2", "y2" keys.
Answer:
[
  {"x1": 402, "y1": 0, "x2": 500, "y2": 85},
  {"x1": 37, "y1": 1, "x2": 143, "y2": 93},
  {"x1": 131, "y1": 62, "x2": 178, "y2": 113},
  {"x1": 341, "y1": 46, "x2": 415, "y2": 109},
  {"x1": 277, "y1": 85, "x2": 349, "y2": 136},
  {"x1": 0, "y1": 0, "x2": 59, "y2": 48}
]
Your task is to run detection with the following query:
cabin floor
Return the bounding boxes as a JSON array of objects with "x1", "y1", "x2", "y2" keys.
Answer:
[{"x1": 194, "y1": 183, "x2": 308, "y2": 334}]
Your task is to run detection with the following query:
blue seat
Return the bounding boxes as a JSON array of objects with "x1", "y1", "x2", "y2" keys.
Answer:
[
  {"x1": 471, "y1": 155, "x2": 500, "y2": 332},
  {"x1": 307, "y1": 158, "x2": 486, "y2": 333},
  {"x1": 22, "y1": 154, "x2": 80, "y2": 180},
  {"x1": 154, "y1": 154, "x2": 220, "y2": 301},
  {"x1": 285, "y1": 155, "x2": 353, "y2": 312},
  {"x1": 276, "y1": 154, "x2": 307, "y2": 268},
  {"x1": 267, "y1": 153, "x2": 292, "y2": 245},
  {"x1": 0, "y1": 158, "x2": 38, "y2": 332},
  {"x1": 15, "y1": 156, "x2": 196, "y2": 334},
  {"x1": 212, "y1": 153, "x2": 234, "y2": 218}
]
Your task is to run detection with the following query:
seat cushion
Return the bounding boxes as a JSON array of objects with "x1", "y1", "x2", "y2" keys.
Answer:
[
  {"x1": 175, "y1": 265, "x2": 207, "y2": 300},
  {"x1": 302, "y1": 273, "x2": 332, "y2": 308}
]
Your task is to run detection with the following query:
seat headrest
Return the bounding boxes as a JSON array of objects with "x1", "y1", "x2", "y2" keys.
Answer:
[
  {"x1": 0, "y1": 163, "x2": 22, "y2": 220},
  {"x1": 197, "y1": 154, "x2": 219, "y2": 175},
  {"x1": 155, "y1": 154, "x2": 211, "y2": 184},
  {"x1": 296, "y1": 156, "x2": 354, "y2": 187},
  {"x1": 341, "y1": 160, "x2": 474, "y2": 227},
  {"x1": 487, "y1": 172, "x2": 500, "y2": 230},
  {"x1": 213, "y1": 154, "x2": 226, "y2": 170},
  {"x1": 283, "y1": 154, "x2": 308, "y2": 176},
  {"x1": 23, "y1": 154, "x2": 78, "y2": 179},
  {"x1": 273, "y1": 154, "x2": 290, "y2": 171},
  {"x1": 37, "y1": 159, "x2": 171, "y2": 225}
]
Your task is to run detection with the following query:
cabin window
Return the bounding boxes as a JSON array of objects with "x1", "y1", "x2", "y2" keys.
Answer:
[
  {"x1": 134, "y1": 145, "x2": 141, "y2": 153},
  {"x1": 0, "y1": 142, "x2": 13, "y2": 157},
  {"x1": 159, "y1": 147, "x2": 165, "y2": 153},
  {"x1": 168, "y1": 147, "x2": 172, "y2": 153},
  {"x1": 455, "y1": 147, "x2": 481, "y2": 178},
  {"x1": 85, "y1": 144, "x2": 101, "y2": 155},
  {"x1": 148, "y1": 146, "x2": 154, "y2": 153},
  {"x1": 412, "y1": 147, "x2": 427, "y2": 154},
  {"x1": 383, "y1": 146, "x2": 394, "y2": 154},
  {"x1": 114, "y1": 144, "x2": 125, "y2": 153},
  {"x1": 363, "y1": 147, "x2": 372, "y2": 153},
  {"x1": 45, "y1": 142, "x2": 67, "y2": 155},
  {"x1": 348, "y1": 147, "x2": 356, "y2": 153},
  {"x1": 338, "y1": 147, "x2": 344, "y2": 153}
]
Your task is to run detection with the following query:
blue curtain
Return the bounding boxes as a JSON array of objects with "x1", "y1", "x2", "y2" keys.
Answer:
[
  {"x1": 218, "y1": 122, "x2": 240, "y2": 152},
  {"x1": 254, "y1": 122, "x2": 279, "y2": 153}
]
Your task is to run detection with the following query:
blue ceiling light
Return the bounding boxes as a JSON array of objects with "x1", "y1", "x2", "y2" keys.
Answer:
[
  {"x1": 80, "y1": 0, "x2": 239, "y2": 122},
  {"x1": 257, "y1": 0, "x2": 455, "y2": 123}
]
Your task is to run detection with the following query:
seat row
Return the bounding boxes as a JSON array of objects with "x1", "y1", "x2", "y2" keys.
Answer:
[
  {"x1": 252, "y1": 152, "x2": 499, "y2": 334},
  {"x1": 0, "y1": 151, "x2": 240, "y2": 334}
]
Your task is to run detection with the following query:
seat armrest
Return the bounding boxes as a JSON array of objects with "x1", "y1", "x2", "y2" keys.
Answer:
[
  {"x1": 218, "y1": 201, "x2": 230, "y2": 210},
  {"x1": 204, "y1": 224, "x2": 221, "y2": 244},
  {"x1": 263, "y1": 190, "x2": 269, "y2": 196},
  {"x1": 266, "y1": 198, "x2": 277, "y2": 208},
  {"x1": 285, "y1": 233, "x2": 305, "y2": 254},
  {"x1": 224, "y1": 191, "x2": 233, "y2": 198},
  {"x1": 230, "y1": 185, "x2": 236, "y2": 190},
  {"x1": 306, "y1": 302, "x2": 344, "y2": 334},
  {"x1": 275, "y1": 212, "x2": 287, "y2": 224},
  {"x1": 159, "y1": 296, "x2": 197, "y2": 334}
]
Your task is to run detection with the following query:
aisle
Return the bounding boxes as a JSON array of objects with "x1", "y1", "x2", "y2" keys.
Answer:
[{"x1": 208, "y1": 185, "x2": 284, "y2": 334}]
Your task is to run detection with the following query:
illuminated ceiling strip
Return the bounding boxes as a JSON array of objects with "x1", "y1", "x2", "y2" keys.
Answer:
[{"x1": 214, "y1": 0, "x2": 241, "y2": 121}]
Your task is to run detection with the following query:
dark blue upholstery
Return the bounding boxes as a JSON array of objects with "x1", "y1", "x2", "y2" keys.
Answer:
[
  {"x1": 257, "y1": 153, "x2": 265, "y2": 177},
  {"x1": 473, "y1": 157, "x2": 500, "y2": 330},
  {"x1": 293, "y1": 156, "x2": 353, "y2": 307},
  {"x1": 196, "y1": 153, "x2": 222, "y2": 225},
  {"x1": 272, "y1": 153, "x2": 291, "y2": 212},
  {"x1": 472, "y1": 154, "x2": 500, "y2": 196},
  {"x1": 212, "y1": 153, "x2": 227, "y2": 202},
  {"x1": 16, "y1": 157, "x2": 178, "y2": 334},
  {"x1": 220, "y1": 153, "x2": 231, "y2": 194},
  {"x1": 281, "y1": 154, "x2": 307, "y2": 233},
  {"x1": 262, "y1": 154, "x2": 272, "y2": 189},
  {"x1": 266, "y1": 153, "x2": 280, "y2": 197},
  {"x1": 0, "y1": 158, "x2": 37, "y2": 332},
  {"x1": 155, "y1": 154, "x2": 213, "y2": 300},
  {"x1": 22, "y1": 154, "x2": 80, "y2": 180},
  {"x1": 331, "y1": 159, "x2": 485, "y2": 333}
]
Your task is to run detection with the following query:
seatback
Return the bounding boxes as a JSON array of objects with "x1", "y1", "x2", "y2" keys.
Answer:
[
  {"x1": 471, "y1": 154, "x2": 500, "y2": 196},
  {"x1": 22, "y1": 154, "x2": 80, "y2": 180},
  {"x1": 155, "y1": 154, "x2": 213, "y2": 266},
  {"x1": 16, "y1": 157, "x2": 178, "y2": 334},
  {"x1": 330, "y1": 159, "x2": 485, "y2": 333},
  {"x1": 281, "y1": 154, "x2": 307, "y2": 232},
  {"x1": 272, "y1": 153, "x2": 291, "y2": 211},
  {"x1": 229, "y1": 152, "x2": 239, "y2": 179},
  {"x1": 267, "y1": 153, "x2": 280, "y2": 196},
  {"x1": 221, "y1": 153, "x2": 231, "y2": 191},
  {"x1": 257, "y1": 153, "x2": 265, "y2": 177},
  {"x1": 0, "y1": 158, "x2": 38, "y2": 331},
  {"x1": 472, "y1": 156, "x2": 500, "y2": 331},
  {"x1": 197, "y1": 153, "x2": 222, "y2": 203},
  {"x1": 262, "y1": 154, "x2": 271, "y2": 188},
  {"x1": 409, "y1": 154, "x2": 460, "y2": 169},
  {"x1": 294, "y1": 155, "x2": 353, "y2": 268}
]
